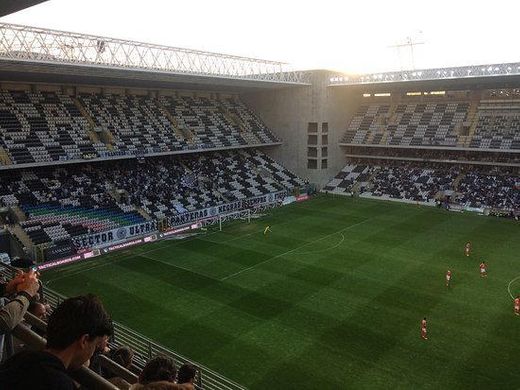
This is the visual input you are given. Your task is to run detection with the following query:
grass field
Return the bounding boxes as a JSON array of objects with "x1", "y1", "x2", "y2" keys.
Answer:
[{"x1": 42, "y1": 196, "x2": 520, "y2": 389}]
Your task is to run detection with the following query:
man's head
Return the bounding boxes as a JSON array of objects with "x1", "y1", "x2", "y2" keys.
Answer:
[
  {"x1": 28, "y1": 301, "x2": 47, "y2": 320},
  {"x1": 177, "y1": 363, "x2": 196, "y2": 384},
  {"x1": 46, "y1": 294, "x2": 113, "y2": 369},
  {"x1": 139, "y1": 356, "x2": 177, "y2": 384},
  {"x1": 110, "y1": 346, "x2": 134, "y2": 369}
]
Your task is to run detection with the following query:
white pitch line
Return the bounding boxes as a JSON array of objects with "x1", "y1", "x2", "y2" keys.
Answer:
[
  {"x1": 507, "y1": 275, "x2": 520, "y2": 299},
  {"x1": 45, "y1": 228, "x2": 243, "y2": 285},
  {"x1": 137, "y1": 253, "x2": 221, "y2": 281},
  {"x1": 220, "y1": 218, "x2": 373, "y2": 281},
  {"x1": 44, "y1": 239, "x2": 175, "y2": 285},
  {"x1": 294, "y1": 233, "x2": 345, "y2": 255}
]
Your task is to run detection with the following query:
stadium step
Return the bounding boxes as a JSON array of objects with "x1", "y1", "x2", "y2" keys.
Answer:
[
  {"x1": 220, "y1": 100, "x2": 263, "y2": 144},
  {"x1": 8, "y1": 224, "x2": 35, "y2": 256},
  {"x1": 463, "y1": 98, "x2": 481, "y2": 147},
  {"x1": 0, "y1": 146, "x2": 12, "y2": 165},
  {"x1": 98, "y1": 128, "x2": 116, "y2": 148},
  {"x1": 136, "y1": 206, "x2": 151, "y2": 220},
  {"x1": 10, "y1": 206, "x2": 27, "y2": 223},
  {"x1": 221, "y1": 106, "x2": 246, "y2": 132},
  {"x1": 156, "y1": 99, "x2": 194, "y2": 143},
  {"x1": 73, "y1": 97, "x2": 102, "y2": 144},
  {"x1": 108, "y1": 187, "x2": 122, "y2": 202},
  {"x1": 452, "y1": 171, "x2": 466, "y2": 191}
]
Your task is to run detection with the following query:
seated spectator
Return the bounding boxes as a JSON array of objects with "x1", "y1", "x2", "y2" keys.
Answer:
[
  {"x1": 28, "y1": 300, "x2": 48, "y2": 321},
  {"x1": 0, "y1": 294, "x2": 113, "y2": 389},
  {"x1": 11, "y1": 298, "x2": 49, "y2": 353},
  {"x1": 130, "y1": 356, "x2": 193, "y2": 390},
  {"x1": 177, "y1": 363, "x2": 196, "y2": 385},
  {"x1": 109, "y1": 345, "x2": 134, "y2": 370},
  {"x1": 0, "y1": 270, "x2": 40, "y2": 334},
  {"x1": 103, "y1": 346, "x2": 134, "y2": 389}
]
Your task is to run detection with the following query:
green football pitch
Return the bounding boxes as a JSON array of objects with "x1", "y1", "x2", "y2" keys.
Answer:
[{"x1": 42, "y1": 196, "x2": 520, "y2": 389}]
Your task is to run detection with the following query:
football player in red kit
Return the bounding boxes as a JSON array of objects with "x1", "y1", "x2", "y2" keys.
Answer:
[
  {"x1": 514, "y1": 295, "x2": 520, "y2": 316},
  {"x1": 446, "y1": 270, "x2": 452, "y2": 287},
  {"x1": 479, "y1": 261, "x2": 487, "y2": 277}
]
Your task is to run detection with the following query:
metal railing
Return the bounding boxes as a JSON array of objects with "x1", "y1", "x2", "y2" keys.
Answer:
[
  {"x1": 0, "y1": 22, "x2": 308, "y2": 85},
  {"x1": 42, "y1": 287, "x2": 246, "y2": 390}
]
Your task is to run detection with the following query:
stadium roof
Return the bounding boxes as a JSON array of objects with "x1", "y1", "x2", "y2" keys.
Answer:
[
  {"x1": 0, "y1": 0, "x2": 48, "y2": 17},
  {"x1": 329, "y1": 63, "x2": 520, "y2": 90},
  {"x1": 0, "y1": 23, "x2": 310, "y2": 90}
]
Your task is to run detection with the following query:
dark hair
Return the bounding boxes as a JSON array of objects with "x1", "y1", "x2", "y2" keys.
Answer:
[
  {"x1": 177, "y1": 363, "x2": 197, "y2": 384},
  {"x1": 140, "y1": 356, "x2": 177, "y2": 384},
  {"x1": 46, "y1": 294, "x2": 113, "y2": 349},
  {"x1": 28, "y1": 300, "x2": 44, "y2": 313},
  {"x1": 110, "y1": 346, "x2": 134, "y2": 369}
]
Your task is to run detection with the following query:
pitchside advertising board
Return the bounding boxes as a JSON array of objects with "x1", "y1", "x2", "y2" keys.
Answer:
[
  {"x1": 167, "y1": 191, "x2": 286, "y2": 226},
  {"x1": 72, "y1": 191, "x2": 288, "y2": 250},
  {"x1": 73, "y1": 221, "x2": 158, "y2": 249}
]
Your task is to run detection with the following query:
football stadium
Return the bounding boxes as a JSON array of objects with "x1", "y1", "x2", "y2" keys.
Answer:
[{"x1": 0, "y1": 1, "x2": 518, "y2": 389}]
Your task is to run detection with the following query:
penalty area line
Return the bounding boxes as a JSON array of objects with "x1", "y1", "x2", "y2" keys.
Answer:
[
  {"x1": 507, "y1": 275, "x2": 520, "y2": 299},
  {"x1": 293, "y1": 233, "x2": 345, "y2": 255}
]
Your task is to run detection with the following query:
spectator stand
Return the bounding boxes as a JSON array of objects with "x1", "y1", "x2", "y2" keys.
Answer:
[{"x1": 324, "y1": 161, "x2": 518, "y2": 217}]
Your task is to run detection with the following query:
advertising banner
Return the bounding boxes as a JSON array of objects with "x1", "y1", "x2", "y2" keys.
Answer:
[{"x1": 73, "y1": 221, "x2": 158, "y2": 249}]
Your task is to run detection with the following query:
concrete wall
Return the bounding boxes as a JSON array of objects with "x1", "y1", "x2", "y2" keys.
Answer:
[{"x1": 242, "y1": 71, "x2": 361, "y2": 187}]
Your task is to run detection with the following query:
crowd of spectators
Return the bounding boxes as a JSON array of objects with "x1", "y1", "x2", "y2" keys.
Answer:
[
  {"x1": 369, "y1": 163, "x2": 460, "y2": 203},
  {"x1": 326, "y1": 159, "x2": 519, "y2": 213},
  {"x1": 457, "y1": 167, "x2": 519, "y2": 210},
  {"x1": 0, "y1": 149, "x2": 303, "y2": 248}
]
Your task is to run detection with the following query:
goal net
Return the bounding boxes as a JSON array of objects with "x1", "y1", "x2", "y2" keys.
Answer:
[{"x1": 218, "y1": 209, "x2": 251, "y2": 231}]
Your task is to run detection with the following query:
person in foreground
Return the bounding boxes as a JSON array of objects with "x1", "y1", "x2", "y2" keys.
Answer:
[
  {"x1": 0, "y1": 269, "x2": 41, "y2": 334},
  {"x1": 0, "y1": 294, "x2": 113, "y2": 390}
]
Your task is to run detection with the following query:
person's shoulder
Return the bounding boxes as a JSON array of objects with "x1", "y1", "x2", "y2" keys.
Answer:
[
  {"x1": 43, "y1": 369, "x2": 75, "y2": 390},
  {"x1": 0, "y1": 350, "x2": 73, "y2": 390},
  {"x1": 0, "y1": 349, "x2": 46, "y2": 368}
]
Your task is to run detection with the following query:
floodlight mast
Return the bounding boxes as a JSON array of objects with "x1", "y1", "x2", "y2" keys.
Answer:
[{"x1": 388, "y1": 35, "x2": 425, "y2": 70}]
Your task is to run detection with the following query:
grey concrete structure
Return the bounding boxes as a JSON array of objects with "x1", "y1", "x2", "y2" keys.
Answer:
[{"x1": 243, "y1": 70, "x2": 361, "y2": 187}]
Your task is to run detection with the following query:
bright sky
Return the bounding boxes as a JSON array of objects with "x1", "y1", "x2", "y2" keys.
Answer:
[{"x1": 2, "y1": 0, "x2": 520, "y2": 74}]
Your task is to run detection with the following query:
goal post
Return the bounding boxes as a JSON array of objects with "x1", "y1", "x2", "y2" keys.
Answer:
[{"x1": 218, "y1": 208, "x2": 251, "y2": 231}]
